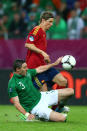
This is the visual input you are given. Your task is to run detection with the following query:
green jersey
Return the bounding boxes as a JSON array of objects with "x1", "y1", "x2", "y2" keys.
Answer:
[{"x1": 8, "y1": 69, "x2": 41, "y2": 112}]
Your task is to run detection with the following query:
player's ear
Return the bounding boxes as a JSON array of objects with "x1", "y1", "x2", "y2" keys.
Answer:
[
  {"x1": 42, "y1": 19, "x2": 45, "y2": 23},
  {"x1": 16, "y1": 67, "x2": 21, "y2": 72}
]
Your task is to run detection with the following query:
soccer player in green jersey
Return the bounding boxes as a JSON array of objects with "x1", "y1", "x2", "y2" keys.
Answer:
[{"x1": 8, "y1": 57, "x2": 74, "y2": 122}]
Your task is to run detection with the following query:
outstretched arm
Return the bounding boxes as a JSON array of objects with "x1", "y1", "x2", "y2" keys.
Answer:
[
  {"x1": 36, "y1": 57, "x2": 63, "y2": 73},
  {"x1": 11, "y1": 96, "x2": 35, "y2": 120}
]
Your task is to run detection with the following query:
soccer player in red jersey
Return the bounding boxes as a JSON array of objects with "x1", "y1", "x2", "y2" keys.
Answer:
[
  {"x1": 25, "y1": 18, "x2": 50, "y2": 69},
  {"x1": 25, "y1": 11, "x2": 69, "y2": 112},
  {"x1": 25, "y1": 11, "x2": 67, "y2": 89}
]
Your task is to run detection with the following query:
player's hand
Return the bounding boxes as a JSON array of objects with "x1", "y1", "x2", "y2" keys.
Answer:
[
  {"x1": 27, "y1": 114, "x2": 35, "y2": 120},
  {"x1": 41, "y1": 51, "x2": 51, "y2": 63},
  {"x1": 54, "y1": 56, "x2": 63, "y2": 65}
]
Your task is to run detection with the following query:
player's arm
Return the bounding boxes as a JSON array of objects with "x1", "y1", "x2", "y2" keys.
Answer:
[
  {"x1": 25, "y1": 43, "x2": 51, "y2": 63},
  {"x1": 36, "y1": 57, "x2": 63, "y2": 73},
  {"x1": 11, "y1": 96, "x2": 26, "y2": 114},
  {"x1": 25, "y1": 43, "x2": 43, "y2": 54},
  {"x1": 11, "y1": 96, "x2": 35, "y2": 120}
]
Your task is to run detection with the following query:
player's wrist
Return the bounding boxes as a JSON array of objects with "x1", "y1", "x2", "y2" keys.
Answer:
[
  {"x1": 25, "y1": 112, "x2": 30, "y2": 118},
  {"x1": 53, "y1": 62, "x2": 57, "y2": 66},
  {"x1": 40, "y1": 50, "x2": 44, "y2": 55}
]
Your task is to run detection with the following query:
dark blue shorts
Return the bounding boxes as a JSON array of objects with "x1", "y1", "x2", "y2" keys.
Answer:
[{"x1": 32, "y1": 67, "x2": 59, "y2": 90}]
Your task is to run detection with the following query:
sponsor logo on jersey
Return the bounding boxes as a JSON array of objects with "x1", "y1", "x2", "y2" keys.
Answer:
[{"x1": 29, "y1": 36, "x2": 34, "y2": 41}]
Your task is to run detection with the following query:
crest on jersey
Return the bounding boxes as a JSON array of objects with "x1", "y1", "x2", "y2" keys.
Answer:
[
  {"x1": 9, "y1": 88, "x2": 13, "y2": 92},
  {"x1": 29, "y1": 36, "x2": 34, "y2": 41}
]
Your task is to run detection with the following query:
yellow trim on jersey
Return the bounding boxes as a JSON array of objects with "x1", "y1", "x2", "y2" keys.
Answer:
[
  {"x1": 32, "y1": 26, "x2": 40, "y2": 36},
  {"x1": 34, "y1": 76, "x2": 43, "y2": 89},
  {"x1": 41, "y1": 80, "x2": 45, "y2": 83}
]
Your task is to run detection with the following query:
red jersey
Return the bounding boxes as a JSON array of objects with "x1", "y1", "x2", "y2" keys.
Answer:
[
  {"x1": 80, "y1": 0, "x2": 87, "y2": 10},
  {"x1": 26, "y1": 26, "x2": 47, "y2": 68}
]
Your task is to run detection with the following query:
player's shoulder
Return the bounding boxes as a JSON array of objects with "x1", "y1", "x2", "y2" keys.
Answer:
[
  {"x1": 27, "y1": 69, "x2": 36, "y2": 75},
  {"x1": 27, "y1": 69, "x2": 36, "y2": 73},
  {"x1": 8, "y1": 76, "x2": 15, "y2": 87},
  {"x1": 32, "y1": 26, "x2": 41, "y2": 36}
]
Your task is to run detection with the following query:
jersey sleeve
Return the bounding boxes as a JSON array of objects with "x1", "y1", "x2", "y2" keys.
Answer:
[
  {"x1": 27, "y1": 69, "x2": 37, "y2": 78},
  {"x1": 8, "y1": 80, "x2": 18, "y2": 99},
  {"x1": 26, "y1": 26, "x2": 41, "y2": 44}
]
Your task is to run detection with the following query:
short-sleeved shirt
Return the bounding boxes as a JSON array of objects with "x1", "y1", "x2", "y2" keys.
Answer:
[
  {"x1": 26, "y1": 26, "x2": 47, "y2": 68},
  {"x1": 8, "y1": 69, "x2": 41, "y2": 112}
]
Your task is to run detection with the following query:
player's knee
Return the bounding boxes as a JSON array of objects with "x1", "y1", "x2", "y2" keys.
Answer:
[
  {"x1": 70, "y1": 88, "x2": 74, "y2": 95},
  {"x1": 67, "y1": 88, "x2": 74, "y2": 95},
  {"x1": 59, "y1": 78, "x2": 67, "y2": 86},
  {"x1": 63, "y1": 78, "x2": 67, "y2": 86},
  {"x1": 50, "y1": 111, "x2": 66, "y2": 122}
]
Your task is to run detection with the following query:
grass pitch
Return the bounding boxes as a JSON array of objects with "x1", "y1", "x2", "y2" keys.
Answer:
[{"x1": 0, "y1": 105, "x2": 87, "y2": 131}]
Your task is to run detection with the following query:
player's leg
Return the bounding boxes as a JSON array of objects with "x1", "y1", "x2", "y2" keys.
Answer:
[
  {"x1": 52, "y1": 84, "x2": 70, "y2": 113},
  {"x1": 49, "y1": 110, "x2": 67, "y2": 122},
  {"x1": 52, "y1": 73, "x2": 67, "y2": 86},
  {"x1": 44, "y1": 88, "x2": 74, "y2": 106},
  {"x1": 32, "y1": 68, "x2": 67, "y2": 91},
  {"x1": 31, "y1": 105, "x2": 66, "y2": 122},
  {"x1": 42, "y1": 67, "x2": 67, "y2": 87},
  {"x1": 46, "y1": 68, "x2": 69, "y2": 112},
  {"x1": 32, "y1": 74, "x2": 48, "y2": 91},
  {"x1": 44, "y1": 90, "x2": 68, "y2": 122},
  {"x1": 50, "y1": 69, "x2": 71, "y2": 112},
  {"x1": 46, "y1": 88, "x2": 74, "y2": 114},
  {"x1": 55, "y1": 88, "x2": 74, "y2": 113},
  {"x1": 31, "y1": 91, "x2": 67, "y2": 122},
  {"x1": 58, "y1": 88, "x2": 74, "y2": 102},
  {"x1": 41, "y1": 89, "x2": 73, "y2": 122}
]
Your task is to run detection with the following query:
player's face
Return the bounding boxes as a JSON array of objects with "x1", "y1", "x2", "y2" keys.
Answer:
[
  {"x1": 20, "y1": 63, "x2": 28, "y2": 76},
  {"x1": 44, "y1": 18, "x2": 54, "y2": 30}
]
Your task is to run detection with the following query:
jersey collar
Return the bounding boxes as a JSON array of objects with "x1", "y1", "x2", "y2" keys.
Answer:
[{"x1": 13, "y1": 73, "x2": 24, "y2": 78}]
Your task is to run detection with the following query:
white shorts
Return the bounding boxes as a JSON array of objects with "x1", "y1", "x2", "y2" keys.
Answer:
[{"x1": 30, "y1": 90, "x2": 58, "y2": 120}]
